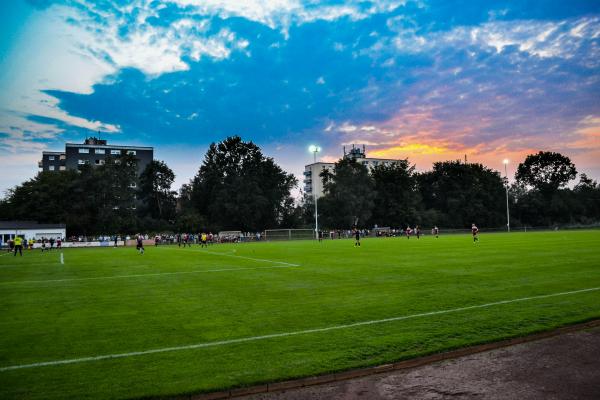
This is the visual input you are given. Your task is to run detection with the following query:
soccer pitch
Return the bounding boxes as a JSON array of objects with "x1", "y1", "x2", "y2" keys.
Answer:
[{"x1": 1, "y1": 231, "x2": 599, "y2": 400}]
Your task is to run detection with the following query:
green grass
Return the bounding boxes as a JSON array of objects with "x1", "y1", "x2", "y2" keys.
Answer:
[{"x1": 1, "y1": 231, "x2": 599, "y2": 399}]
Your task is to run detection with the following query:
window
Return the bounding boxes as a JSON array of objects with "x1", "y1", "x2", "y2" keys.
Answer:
[
  {"x1": 79, "y1": 148, "x2": 90, "y2": 154},
  {"x1": 373, "y1": 161, "x2": 379, "y2": 166},
  {"x1": 95, "y1": 149, "x2": 105, "y2": 154},
  {"x1": 127, "y1": 150, "x2": 136, "y2": 155},
  {"x1": 49, "y1": 165, "x2": 55, "y2": 171},
  {"x1": 60, "y1": 154, "x2": 66, "y2": 160},
  {"x1": 130, "y1": 182, "x2": 137, "y2": 188},
  {"x1": 95, "y1": 159, "x2": 105, "y2": 165},
  {"x1": 59, "y1": 166, "x2": 66, "y2": 171},
  {"x1": 78, "y1": 159, "x2": 88, "y2": 165},
  {"x1": 110, "y1": 149, "x2": 121, "y2": 155},
  {"x1": 49, "y1": 155, "x2": 55, "y2": 161},
  {"x1": 362, "y1": 161, "x2": 369, "y2": 165}
]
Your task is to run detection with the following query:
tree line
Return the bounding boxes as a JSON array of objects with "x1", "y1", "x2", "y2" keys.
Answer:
[
  {"x1": 0, "y1": 136, "x2": 598, "y2": 235},
  {"x1": 315, "y1": 151, "x2": 599, "y2": 230}
]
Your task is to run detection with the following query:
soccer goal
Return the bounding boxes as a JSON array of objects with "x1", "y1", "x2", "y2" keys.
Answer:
[
  {"x1": 263, "y1": 229, "x2": 315, "y2": 241},
  {"x1": 218, "y1": 231, "x2": 242, "y2": 243}
]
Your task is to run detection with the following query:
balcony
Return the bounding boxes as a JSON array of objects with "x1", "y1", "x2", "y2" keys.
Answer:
[
  {"x1": 304, "y1": 178, "x2": 312, "y2": 184},
  {"x1": 38, "y1": 161, "x2": 43, "y2": 168},
  {"x1": 303, "y1": 170, "x2": 312, "y2": 176}
]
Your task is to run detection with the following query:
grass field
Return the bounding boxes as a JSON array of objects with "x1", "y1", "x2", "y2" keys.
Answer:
[{"x1": 1, "y1": 230, "x2": 599, "y2": 399}]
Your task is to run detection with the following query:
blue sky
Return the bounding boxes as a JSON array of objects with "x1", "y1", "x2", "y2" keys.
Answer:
[{"x1": 1, "y1": 0, "x2": 599, "y2": 195}]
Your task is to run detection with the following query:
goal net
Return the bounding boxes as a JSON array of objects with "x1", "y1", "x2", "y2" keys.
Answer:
[
  {"x1": 218, "y1": 231, "x2": 242, "y2": 243},
  {"x1": 264, "y1": 229, "x2": 315, "y2": 241}
]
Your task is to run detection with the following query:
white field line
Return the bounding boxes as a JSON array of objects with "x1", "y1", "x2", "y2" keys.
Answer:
[
  {"x1": 1, "y1": 286, "x2": 598, "y2": 372},
  {"x1": 0, "y1": 252, "x2": 14, "y2": 257},
  {"x1": 165, "y1": 247, "x2": 300, "y2": 267},
  {"x1": 60, "y1": 253, "x2": 64, "y2": 265},
  {"x1": 0, "y1": 265, "x2": 299, "y2": 285}
]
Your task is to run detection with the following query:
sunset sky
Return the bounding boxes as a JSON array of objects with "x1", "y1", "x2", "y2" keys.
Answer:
[{"x1": 1, "y1": 0, "x2": 599, "y2": 195}]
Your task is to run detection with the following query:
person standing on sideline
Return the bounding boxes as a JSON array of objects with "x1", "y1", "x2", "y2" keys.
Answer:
[
  {"x1": 472, "y1": 223, "x2": 479, "y2": 242},
  {"x1": 14, "y1": 236, "x2": 23, "y2": 256},
  {"x1": 416, "y1": 226, "x2": 421, "y2": 239},
  {"x1": 432, "y1": 226, "x2": 439, "y2": 238}
]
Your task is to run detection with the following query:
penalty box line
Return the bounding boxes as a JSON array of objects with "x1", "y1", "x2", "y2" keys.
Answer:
[
  {"x1": 1, "y1": 286, "x2": 598, "y2": 372},
  {"x1": 0, "y1": 265, "x2": 299, "y2": 285},
  {"x1": 160, "y1": 246, "x2": 300, "y2": 267}
]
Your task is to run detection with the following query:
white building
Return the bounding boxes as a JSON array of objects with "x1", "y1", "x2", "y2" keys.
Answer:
[
  {"x1": 304, "y1": 145, "x2": 402, "y2": 199},
  {"x1": 0, "y1": 221, "x2": 66, "y2": 245}
]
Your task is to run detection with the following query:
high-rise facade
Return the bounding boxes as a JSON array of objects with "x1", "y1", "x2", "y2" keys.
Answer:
[
  {"x1": 39, "y1": 137, "x2": 153, "y2": 176},
  {"x1": 303, "y1": 145, "x2": 401, "y2": 199}
]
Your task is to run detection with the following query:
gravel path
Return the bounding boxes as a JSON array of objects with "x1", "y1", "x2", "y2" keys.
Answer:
[{"x1": 238, "y1": 326, "x2": 600, "y2": 400}]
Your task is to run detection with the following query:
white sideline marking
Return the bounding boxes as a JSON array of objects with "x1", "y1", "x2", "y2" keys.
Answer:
[
  {"x1": 0, "y1": 265, "x2": 299, "y2": 285},
  {"x1": 1, "y1": 286, "x2": 598, "y2": 372},
  {"x1": 168, "y1": 247, "x2": 300, "y2": 267},
  {"x1": 60, "y1": 253, "x2": 64, "y2": 265},
  {"x1": 0, "y1": 252, "x2": 14, "y2": 257}
]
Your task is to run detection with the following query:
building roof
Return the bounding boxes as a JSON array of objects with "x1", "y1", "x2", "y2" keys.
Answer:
[
  {"x1": 42, "y1": 151, "x2": 65, "y2": 155},
  {"x1": 0, "y1": 221, "x2": 66, "y2": 230},
  {"x1": 65, "y1": 143, "x2": 153, "y2": 151}
]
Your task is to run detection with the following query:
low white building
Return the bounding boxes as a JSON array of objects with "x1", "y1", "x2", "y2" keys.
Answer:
[
  {"x1": 0, "y1": 221, "x2": 66, "y2": 245},
  {"x1": 304, "y1": 145, "x2": 401, "y2": 199}
]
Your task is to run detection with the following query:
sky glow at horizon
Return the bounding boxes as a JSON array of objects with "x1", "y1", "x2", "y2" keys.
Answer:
[{"x1": 1, "y1": 0, "x2": 599, "y2": 195}]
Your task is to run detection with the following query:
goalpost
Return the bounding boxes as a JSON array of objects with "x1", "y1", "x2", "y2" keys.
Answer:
[{"x1": 263, "y1": 229, "x2": 315, "y2": 241}]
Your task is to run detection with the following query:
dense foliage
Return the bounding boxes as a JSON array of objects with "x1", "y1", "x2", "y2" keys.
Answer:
[
  {"x1": 0, "y1": 142, "x2": 598, "y2": 234},
  {"x1": 315, "y1": 153, "x2": 599, "y2": 229},
  {"x1": 184, "y1": 136, "x2": 298, "y2": 231}
]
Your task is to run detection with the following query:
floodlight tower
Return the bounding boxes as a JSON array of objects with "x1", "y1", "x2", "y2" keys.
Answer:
[
  {"x1": 503, "y1": 159, "x2": 511, "y2": 232},
  {"x1": 309, "y1": 145, "x2": 321, "y2": 239}
]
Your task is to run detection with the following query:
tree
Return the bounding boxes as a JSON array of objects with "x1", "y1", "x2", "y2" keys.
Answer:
[
  {"x1": 418, "y1": 161, "x2": 505, "y2": 227},
  {"x1": 189, "y1": 136, "x2": 297, "y2": 231},
  {"x1": 515, "y1": 151, "x2": 577, "y2": 196},
  {"x1": 370, "y1": 160, "x2": 421, "y2": 228},
  {"x1": 317, "y1": 158, "x2": 375, "y2": 228},
  {"x1": 138, "y1": 160, "x2": 177, "y2": 222},
  {"x1": 573, "y1": 174, "x2": 600, "y2": 223}
]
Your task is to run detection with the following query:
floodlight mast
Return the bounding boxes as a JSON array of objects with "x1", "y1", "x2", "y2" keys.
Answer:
[
  {"x1": 503, "y1": 159, "x2": 510, "y2": 232},
  {"x1": 310, "y1": 146, "x2": 321, "y2": 239}
]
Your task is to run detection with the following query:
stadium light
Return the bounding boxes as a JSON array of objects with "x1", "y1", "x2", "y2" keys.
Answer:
[
  {"x1": 309, "y1": 145, "x2": 321, "y2": 240},
  {"x1": 503, "y1": 159, "x2": 510, "y2": 232}
]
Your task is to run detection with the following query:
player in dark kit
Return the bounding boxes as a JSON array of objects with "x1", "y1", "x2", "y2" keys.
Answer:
[
  {"x1": 415, "y1": 226, "x2": 421, "y2": 239},
  {"x1": 432, "y1": 226, "x2": 439, "y2": 238},
  {"x1": 354, "y1": 228, "x2": 361, "y2": 247},
  {"x1": 136, "y1": 235, "x2": 145, "y2": 254},
  {"x1": 471, "y1": 223, "x2": 479, "y2": 242}
]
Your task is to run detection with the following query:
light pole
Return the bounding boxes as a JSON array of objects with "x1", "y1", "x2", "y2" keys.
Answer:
[
  {"x1": 309, "y1": 145, "x2": 321, "y2": 240},
  {"x1": 503, "y1": 159, "x2": 510, "y2": 232}
]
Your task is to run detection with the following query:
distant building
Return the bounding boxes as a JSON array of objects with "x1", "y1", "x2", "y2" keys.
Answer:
[
  {"x1": 0, "y1": 221, "x2": 66, "y2": 244},
  {"x1": 303, "y1": 145, "x2": 401, "y2": 199},
  {"x1": 39, "y1": 137, "x2": 153, "y2": 176}
]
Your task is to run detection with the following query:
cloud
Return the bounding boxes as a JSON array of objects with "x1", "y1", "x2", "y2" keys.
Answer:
[{"x1": 2, "y1": 0, "x2": 600, "y2": 196}]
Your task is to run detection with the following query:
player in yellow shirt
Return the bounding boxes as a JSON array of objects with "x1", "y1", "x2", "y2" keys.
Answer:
[
  {"x1": 201, "y1": 232, "x2": 208, "y2": 248},
  {"x1": 14, "y1": 236, "x2": 23, "y2": 256}
]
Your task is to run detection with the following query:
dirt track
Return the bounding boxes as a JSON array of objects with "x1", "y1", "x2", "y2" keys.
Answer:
[{"x1": 238, "y1": 325, "x2": 600, "y2": 400}]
